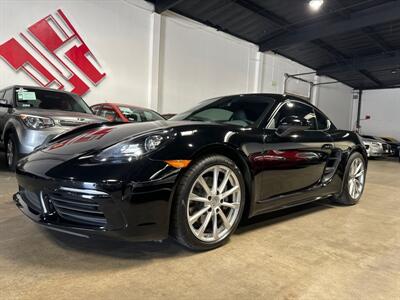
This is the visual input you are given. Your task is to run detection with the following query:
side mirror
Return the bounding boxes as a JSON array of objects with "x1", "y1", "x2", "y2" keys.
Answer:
[
  {"x1": 276, "y1": 115, "x2": 311, "y2": 137},
  {"x1": 0, "y1": 99, "x2": 12, "y2": 108}
]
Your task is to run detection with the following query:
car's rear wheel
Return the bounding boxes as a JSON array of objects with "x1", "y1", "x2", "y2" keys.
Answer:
[
  {"x1": 172, "y1": 155, "x2": 245, "y2": 251},
  {"x1": 333, "y1": 152, "x2": 366, "y2": 205},
  {"x1": 5, "y1": 133, "x2": 19, "y2": 172}
]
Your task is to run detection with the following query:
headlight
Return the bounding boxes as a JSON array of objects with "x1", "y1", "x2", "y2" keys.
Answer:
[
  {"x1": 94, "y1": 131, "x2": 175, "y2": 162},
  {"x1": 19, "y1": 114, "x2": 55, "y2": 129}
]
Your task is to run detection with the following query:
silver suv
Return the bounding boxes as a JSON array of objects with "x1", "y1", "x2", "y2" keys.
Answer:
[{"x1": 0, "y1": 86, "x2": 106, "y2": 170}]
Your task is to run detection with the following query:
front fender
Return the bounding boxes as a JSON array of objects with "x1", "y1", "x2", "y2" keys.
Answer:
[{"x1": 2, "y1": 117, "x2": 22, "y2": 142}]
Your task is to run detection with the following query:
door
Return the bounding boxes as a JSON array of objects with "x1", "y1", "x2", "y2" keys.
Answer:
[{"x1": 256, "y1": 100, "x2": 334, "y2": 211}]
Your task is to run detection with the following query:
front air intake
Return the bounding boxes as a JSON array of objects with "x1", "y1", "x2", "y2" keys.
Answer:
[{"x1": 48, "y1": 187, "x2": 109, "y2": 227}]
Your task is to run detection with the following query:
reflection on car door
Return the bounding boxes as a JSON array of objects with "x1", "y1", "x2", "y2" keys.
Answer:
[{"x1": 254, "y1": 100, "x2": 335, "y2": 214}]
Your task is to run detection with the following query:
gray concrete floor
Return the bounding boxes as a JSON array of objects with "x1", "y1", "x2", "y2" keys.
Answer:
[{"x1": 0, "y1": 157, "x2": 399, "y2": 300}]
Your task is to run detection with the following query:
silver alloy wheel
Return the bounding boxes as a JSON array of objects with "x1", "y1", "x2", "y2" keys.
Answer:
[
  {"x1": 6, "y1": 139, "x2": 14, "y2": 167},
  {"x1": 187, "y1": 165, "x2": 241, "y2": 242},
  {"x1": 348, "y1": 157, "x2": 365, "y2": 199}
]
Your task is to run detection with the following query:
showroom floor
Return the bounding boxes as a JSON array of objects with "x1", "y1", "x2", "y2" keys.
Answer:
[{"x1": 0, "y1": 157, "x2": 399, "y2": 300}]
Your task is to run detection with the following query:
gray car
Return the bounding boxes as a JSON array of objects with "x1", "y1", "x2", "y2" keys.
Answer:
[
  {"x1": 361, "y1": 135, "x2": 393, "y2": 158},
  {"x1": 0, "y1": 85, "x2": 106, "y2": 170}
]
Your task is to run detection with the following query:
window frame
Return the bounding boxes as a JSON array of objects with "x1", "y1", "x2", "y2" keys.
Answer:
[
  {"x1": 266, "y1": 99, "x2": 333, "y2": 132},
  {"x1": 314, "y1": 108, "x2": 332, "y2": 131}
]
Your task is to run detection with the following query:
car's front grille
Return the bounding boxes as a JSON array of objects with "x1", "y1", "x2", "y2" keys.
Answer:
[
  {"x1": 48, "y1": 187, "x2": 109, "y2": 227},
  {"x1": 382, "y1": 144, "x2": 389, "y2": 151}
]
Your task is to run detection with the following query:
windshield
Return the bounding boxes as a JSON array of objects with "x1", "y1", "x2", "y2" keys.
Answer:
[
  {"x1": 171, "y1": 95, "x2": 276, "y2": 127},
  {"x1": 118, "y1": 106, "x2": 165, "y2": 122},
  {"x1": 15, "y1": 87, "x2": 93, "y2": 114}
]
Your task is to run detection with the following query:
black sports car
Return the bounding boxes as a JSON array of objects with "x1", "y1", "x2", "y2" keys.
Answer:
[{"x1": 13, "y1": 94, "x2": 367, "y2": 250}]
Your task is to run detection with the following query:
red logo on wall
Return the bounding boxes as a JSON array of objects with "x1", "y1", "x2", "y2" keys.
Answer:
[{"x1": 0, "y1": 9, "x2": 106, "y2": 96}]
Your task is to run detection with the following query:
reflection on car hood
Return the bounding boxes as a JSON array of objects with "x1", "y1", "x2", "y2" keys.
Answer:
[{"x1": 40, "y1": 119, "x2": 230, "y2": 156}]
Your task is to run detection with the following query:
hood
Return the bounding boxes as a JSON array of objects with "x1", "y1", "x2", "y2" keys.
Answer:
[
  {"x1": 15, "y1": 109, "x2": 106, "y2": 126},
  {"x1": 40, "y1": 119, "x2": 226, "y2": 156},
  {"x1": 41, "y1": 120, "x2": 172, "y2": 156}
]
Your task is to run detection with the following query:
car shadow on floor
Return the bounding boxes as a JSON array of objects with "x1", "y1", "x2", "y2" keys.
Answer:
[
  {"x1": 39, "y1": 199, "x2": 335, "y2": 259},
  {"x1": 42, "y1": 229, "x2": 192, "y2": 260},
  {"x1": 0, "y1": 155, "x2": 12, "y2": 173},
  {"x1": 236, "y1": 198, "x2": 334, "y2": 235}
]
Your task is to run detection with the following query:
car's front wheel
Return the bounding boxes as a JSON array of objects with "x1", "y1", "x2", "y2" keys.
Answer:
[
  {"x1": 172, "y1": 155, "x2": 245, "y2": 251},
  {"x1": 333, "y1": 152, "x2": 366, "y2": 205},
  {"x1": 5, "y1": 133, "x2": 19, "y2": 172}
]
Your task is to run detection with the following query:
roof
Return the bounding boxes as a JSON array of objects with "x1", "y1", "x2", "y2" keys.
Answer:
[
  {"x1": 3, "y1": 85, "x2": 76, "y2": 95},
  {"x1": 92, "y1": 102, "x2": 157, "y2": 111},
  {"x1": 148, "y1": 0, "x2": 400, "y2": 90}
]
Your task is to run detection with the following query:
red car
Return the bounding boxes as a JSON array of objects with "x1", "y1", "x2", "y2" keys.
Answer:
[{"x1": 91, "y1": 103, "x2": 165, "y2": 123}]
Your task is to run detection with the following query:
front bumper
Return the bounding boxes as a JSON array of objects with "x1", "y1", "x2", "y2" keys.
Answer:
[
  {"x1": 17, "y1": 126, "x2": 68, "y2": 155},
  {"x1": 14, "y1": 165, "x2": 178, "y2": 241}
]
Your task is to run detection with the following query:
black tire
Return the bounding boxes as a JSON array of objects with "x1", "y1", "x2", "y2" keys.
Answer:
[
  {"x1": 171, "y1": 155, "x2": 245, "y2": 251},
  {"x1": 5, "y1": 133, "x2": 19, "y2": 172},
  {"x1": 332, "y1": 152, "x2": 366, "y2": 205}
]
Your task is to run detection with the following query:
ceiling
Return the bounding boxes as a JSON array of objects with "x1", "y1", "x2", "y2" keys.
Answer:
[{"x1": 148, "y1": 0, "x2": 400, "y2": 90}]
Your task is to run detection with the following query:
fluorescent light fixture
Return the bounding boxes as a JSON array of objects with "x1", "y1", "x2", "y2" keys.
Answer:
[{"x1": 309, "y1": 0, "x2": 324, "y2": 11}]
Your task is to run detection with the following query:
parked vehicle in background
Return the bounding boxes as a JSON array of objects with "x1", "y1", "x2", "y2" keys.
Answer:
[
  {"x1": 361, "y1": 135, "x2": 393, "y2": 158},
  {"x1": 0, "y1": 86, "x2": 106, "y2": 171},
  {"x1": 380, "y1": 137, "x2": 400, "y2": 157},
  {"x1": 91, "y1": 103, "x2": 165, "y2": 123},
  {"x1": 162, "y1": 113, "x2": 176, "y2": 120}
]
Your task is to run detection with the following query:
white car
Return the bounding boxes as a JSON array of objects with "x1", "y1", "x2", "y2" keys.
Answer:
[{"x1": 361, "y1": 135, "x2": 392, "y2": 158}]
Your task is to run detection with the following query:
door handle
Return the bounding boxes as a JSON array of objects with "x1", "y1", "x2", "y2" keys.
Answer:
[{"x1": 321, "y1": 143, "x2": 334, "y2": 150}]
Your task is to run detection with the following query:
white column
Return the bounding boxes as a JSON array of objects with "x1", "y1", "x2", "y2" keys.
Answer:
[
  {"x1": 253, "y1": 51, "x2": 264, "y2": 93},
  {"x1": 311, "y1": 75, "x2": 320, "y2": 106},
  {"x1": 147, "y1": 13, "x2": 161, "y2": 111}
]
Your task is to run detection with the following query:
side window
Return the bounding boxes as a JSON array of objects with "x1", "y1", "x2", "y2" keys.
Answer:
[
  {"x1": 315, "y1": 110, "x2": 331, "y2": 130},
  {"x1": 0, "y1": 90, "x2": 5, "y2": 99},
  {"x1": 3, "y1": 89, "x2": 13, "y2": 104},
  {"x1": 143, "y1": 110, "x2": 163, "y2": 121},
  {"x1": 268, "y1": 101, "x2": 317, "y2": 130},
  {"x1": 118, "y1": 106, "x2": 142, "y2": 122},
  {"x1": 99, "y1": 106, "x2": 116, "y2": 121}
]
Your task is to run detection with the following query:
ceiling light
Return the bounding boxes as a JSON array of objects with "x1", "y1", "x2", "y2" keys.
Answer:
[{"x1": 309, "y1": 0, "x2": 324, "y2": 11}]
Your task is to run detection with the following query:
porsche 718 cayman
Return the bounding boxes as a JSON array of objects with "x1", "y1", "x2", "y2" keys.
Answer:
[{"x1": 13, "y1": 94, "x2": 367, "y2": 250}]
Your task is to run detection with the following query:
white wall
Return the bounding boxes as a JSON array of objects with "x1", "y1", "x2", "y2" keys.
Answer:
[
  {"x1": 158, "y1": 12, "x2": 258, "y2": 113},
  {"x1": 0, "y1": 0, "x2": 354, "y2": 129},
  {"x1": 0, "y1": 0, "x2": 153, "y2": 107},
  {"x1": 261, "y1": 52, "x2": 315, "y2": 98},
  {"x1": 355, "y1": 89, "x2": 400, "y2": 139},
  {"x1": 315, "y1": 78, "x2": 354, "y2": 130}
]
